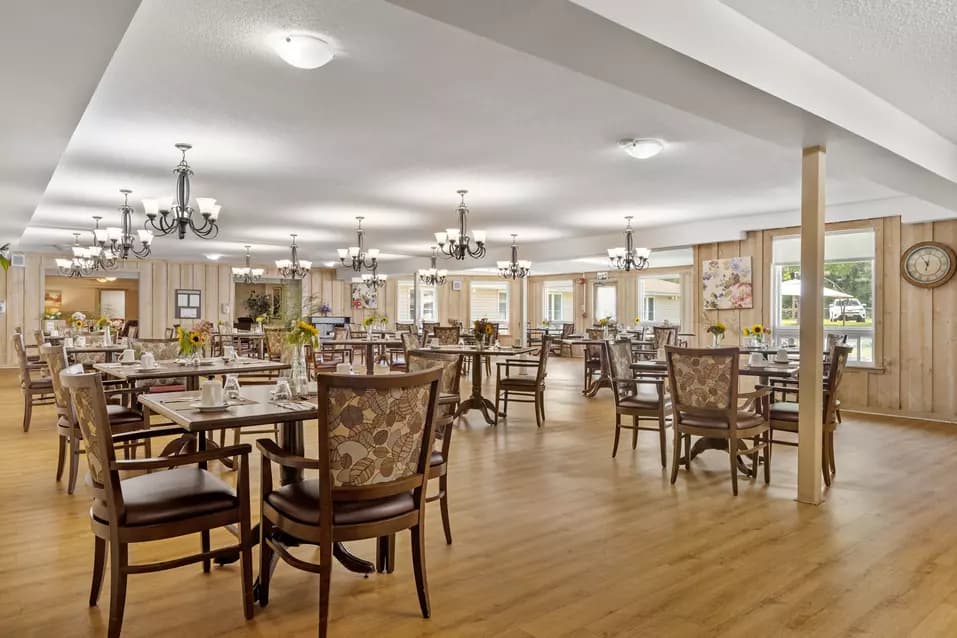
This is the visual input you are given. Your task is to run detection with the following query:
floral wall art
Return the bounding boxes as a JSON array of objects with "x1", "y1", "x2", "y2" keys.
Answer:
[
  {"x1": 702, "y1": 256, "x2": 753, "y2": 310},
  {"x1": 351, "y1": 282, "x2": 378, "y2": 309}
]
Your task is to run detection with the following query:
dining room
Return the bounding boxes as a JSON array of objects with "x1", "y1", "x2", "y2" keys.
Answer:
[{"x1": 3, "y1": 1, "x2": 957, "y2": 636}]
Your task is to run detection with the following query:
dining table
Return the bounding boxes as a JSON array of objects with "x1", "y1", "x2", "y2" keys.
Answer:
[
  {"x1": 94, "y1": 357, "x2": 290, "y2": 391},
  {"x1": 332, "y1": 337, "x2": 403, "y2": 374},
  {"x1": 409, "y1": 344, "x2": 535, "y2": 424},
  {"x1": 137, "y1": 384, "x2": 376, "y2": 600}
]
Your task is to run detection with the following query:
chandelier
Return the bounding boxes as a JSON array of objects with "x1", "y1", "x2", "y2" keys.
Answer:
[
  {"x1": 417, "y1": 246, "x2": 448, "y2": 286},
  {"x1": 143, "y1": 143, "x2": 221, "y2": 240},
  {"x1": 103, "y1": 189, "x2": 152, "y2": 260},
  {"x1": 608, "y1": 216, "x2": 650, "y2": 271},
  {"x1": 276, "y1": 234, "x2": 312, "y2": 279},
  {"x1": 498, "y1": 234, "x2": 531, "y2": 280},
  {"x1": 55, "y1": 233, "x2": 96, "y2": 277},
  {"x1": 355, "y1": 266, "x2": 387, "y2": 289},
  {"x1": 434, "y1": 189, "x2": 486, "y2": 260},
  {"x1": 337, "y1": 216, "x2": 379, "y2": 272},
  {"x1": 232, "y1": 246, "x2": 264, "y2": 284},
  {"x1": 86, "y1": 217, "x2": 119, "y2": 272}
]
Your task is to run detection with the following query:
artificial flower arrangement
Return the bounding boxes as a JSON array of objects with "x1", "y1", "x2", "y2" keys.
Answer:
[
  {"x1": 707, "y1": 322, "x2": 728, "y2": 337},
  {"x1": 176, "y1": 326, "x2": 207, "y2": 357},
  {"x1": 95, "y1": 316, "x2": 111, "y2": 330},
  {"x1": 255, "y1": 314, "x2": 268, "y2": 324},
  {"x1": 597, "y1": 316, "x2": 613, "y2": 327},
  {"x1": 742, "y1": 323, "x2": 771, "y2": 343},
  {"x1": 287, "y1": 320, "x2": 319, "y2": 347},
  {"x1": 318, "y1": 302, "x2": 332, "y2": 315},
  {"x1": 541, "y1": 319, "x2": 550, "y2": 327},
  {"x1": 473, "y1": 318, "x2": 496, "y2": 344},
  {"x1": 71, "y1": 311, "x2": 86, "y2": 330},
  {"x1": 362, "y1": 312, "x2": 389, "y2": 329},
  {"x1": 633, "y1": 316, "x2": 642, "y2": 325},
  {"x1": 44, "y1": 311, "x2": 62, "y2": 320}
]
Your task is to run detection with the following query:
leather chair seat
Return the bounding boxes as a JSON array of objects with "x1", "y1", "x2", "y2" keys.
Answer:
[
  {"x1": 499, "y1": 376, "x2": 539, "y2": 387},
  {"x1": 680, "y1": 411, "x2": 766, "y2": 429},
  {"x1": 106, "y1": 404, "x2": 143, "y2": 424},
  {"x1": 438, "y1": 392, "x2": 459, "y2": 405},
  {"x1": 770, "y1": 402, "x2": 800, "y2": 422},
  {"x1": 27, "y1": 377, "x2": 53, "y2": 390},
  {"x1": 266, "y1": 479, "x2": 415, "y2": 526},
  {"x1": 92, "y1": 468, "x2": 237, "y2": 526},
  {"x1": 619, "y1": 392, "x2": 670, "y2": 410}
]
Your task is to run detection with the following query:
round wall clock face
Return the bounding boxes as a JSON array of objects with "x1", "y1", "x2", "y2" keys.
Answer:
[{"x1": 901, "y1": 241, "x2": 957, "y2": 288}]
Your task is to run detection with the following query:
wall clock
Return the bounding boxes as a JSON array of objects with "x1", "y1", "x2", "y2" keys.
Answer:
[{"x1": 901, "y1": 241, "x2": 957, "y2": 288}]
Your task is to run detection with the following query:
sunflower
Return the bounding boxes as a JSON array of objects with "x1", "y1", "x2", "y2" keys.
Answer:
[
  {"x1": 189, "y1": 332, "x2": 202, "y2": 345},
  {"x1": 484, "y1": 323, "x2": 494, "y2": 335},
  {"x1": 73, "y1": 319, "x2": 84, "y2": 329},
  {"x1": 751, "y1": 324, "x2": 763, "y2": 335}
]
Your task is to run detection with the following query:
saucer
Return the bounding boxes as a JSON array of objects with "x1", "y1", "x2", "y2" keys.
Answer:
[
  {"x1": 773, "y1": 357, "x2": 790, "y2": 364},
  {"x1": 119, "y1": 360, "x2": 139, "y2": 366},
  {"x1": 748, "y1": 359, "x2": 768, "y2": 368},
  {"x1": 189, "y1": 402, "x2": 231, "y2": 413}
]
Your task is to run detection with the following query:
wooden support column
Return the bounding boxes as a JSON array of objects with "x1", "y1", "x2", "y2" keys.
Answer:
[
  {"x1": 798, "y1": 145, "x2": 826, "y2": 505},
  {"x1": 519, "y1": 276, "x2": 529, "y2": 347}
]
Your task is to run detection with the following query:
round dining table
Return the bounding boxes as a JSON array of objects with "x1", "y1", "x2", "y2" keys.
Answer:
[{"x1": 409, "y1": 344, "x2": 535, "y2": 425}]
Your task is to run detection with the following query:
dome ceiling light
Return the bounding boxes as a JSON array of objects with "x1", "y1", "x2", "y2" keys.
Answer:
[
  {"x1": 274, "y1": 33, "x2": 335, "y2": 70},
  {"x1": 618, "y1": 138, "x2": 665, "y2": 160}
]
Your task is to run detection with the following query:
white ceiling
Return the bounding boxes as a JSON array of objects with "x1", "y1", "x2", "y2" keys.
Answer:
[
  {"x1": 7, "y1": 0, "x2": 956, "y2": 277},
  {"x1": 721, "y1": 0, "x2": 957, "y2": 143}
]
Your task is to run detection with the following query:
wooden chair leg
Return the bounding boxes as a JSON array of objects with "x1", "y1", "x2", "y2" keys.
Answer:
[
  {"x1": 318, "y1": 542, "x2": 333, "y2": 638},
  {"x1": 410, "y1": 524, "x2": 431, "y2": 619},
  {"x1": 535, "y1": 391, "x2": 543, "y2": 428},
  {"x1": 657, "y1": 414, "x2": 667, "y2": 468},
  {"x1": 56, "y1": 433, "x2": 67, "y2": 482},
  {"x1": 68, "y1": 431, "x2": 81, "y2": 495},
  {"x1": 670, "y1": 427, "x2": 681, "y2": 484},
  {"x1": 631, "y1": 416, "x2": 639, "y2": 450},
  {"x1": 89, "y1": 535, "x2": 107, "y2": 606},
  {"x1": 683, "y1": 434, "x2": 692, "y2": 468},
  {"x1": 258, "y1": 518, "x2": 274, "y2": 607},
  {"x1": 828, "y1": 431, "x2": 837, "y2": 477},
  {"x1": 201, "y1": 530, "x2": 211, "y2": 573},
  {"x1": 763, "y1": 430, "x2": 771, "y2": 484},
  {"x1": 22, "y1": 391, "x2": 32, "y2": 432},
  {"x1": 612, "y1": 413, "x2": 622, "y2": 458},
  {"x1": 239, "y1": 515, "x2": 254, "y2": 620},
  {"x1": 108, "y1": 541, "x2": 128, "y2": 638},
  {"x1": 493, "y1": 387, "x2": 501, "y2": 426},
  {"x1": 439, "y1": 475, "x2": 452, "y2": 544},
  {"x1": 729, "y1": 441, "x2": 739, "y2": 495},
  {"x1": 539, "y1": 392, "x2": 545, "y2": 422}
]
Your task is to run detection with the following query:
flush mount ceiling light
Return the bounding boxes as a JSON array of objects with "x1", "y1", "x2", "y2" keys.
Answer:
[
  {"x1": 204, "y1": 253, "x2": 222, "y2": 261},
  {"x1": 274, "y1": 33, "x2": 335, "y2": 69},
  {"x1": 618, "y1": 138, "x2": 665, "y2": 160}
]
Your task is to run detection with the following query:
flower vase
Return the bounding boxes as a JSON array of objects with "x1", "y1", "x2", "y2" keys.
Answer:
[
  {"x1": 290, "y1": 344, "x2": 309, "y2": 398},
  {"x1": 711, "y1": 333, "x2": 723, "y2": 348},
  {"x1": 602, "y1": 325, "x2": 609, "y2": 340},
  {"x1": 103, "y1": 326, "x2": 112, "y2": 346}
]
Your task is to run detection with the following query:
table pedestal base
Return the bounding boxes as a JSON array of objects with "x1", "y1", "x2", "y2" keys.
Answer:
[
  {"x1": 456, "y1": 395, "x2": 501, "y2": 425},
  {"x1": 683, "y1": 437, "x2": 757, "y2": 475}
]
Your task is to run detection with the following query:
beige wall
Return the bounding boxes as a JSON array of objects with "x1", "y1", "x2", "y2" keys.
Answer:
[{"x1": 43, "y1": 275, "x2": 140, "y2": 320}]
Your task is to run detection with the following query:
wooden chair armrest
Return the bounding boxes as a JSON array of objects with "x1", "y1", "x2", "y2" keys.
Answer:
[
  {"x1": 110, "y1": 425, "x2": 184, "y2": 443},
  {"x1": 257, "y1": 438, "x2": 321, "y2": 470},
  {"x1": 112, "y1": 444, "x2": 251, "y2": 471},
  {"x1": 739, "y1": 386, "x2": 772, "y2": 400},
  {"x1": 497, "y1": 359, "x2": 540, "y2": 367}
]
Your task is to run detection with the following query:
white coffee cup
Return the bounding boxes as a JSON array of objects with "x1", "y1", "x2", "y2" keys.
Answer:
[
  {"x1": 140, "y1": 352, "x2": 156, "y2": 369},
  {"x1": 64, "y1": 337, "x2": 75, "y2": 348},
  {"x1": 200, "y1": 379, "x2": 223, "y2": 406},
  {"x1": 223, "y1": 345, "x2": 237, "y2": 361},
  {"x1": 774, "y1": 348, "x2": 790, "y2": 363},
  {"x1": 748, "y1": 352, "x2": 766, "y2": 366},
  {"x1": 121, "y1": 349, "x2": 135, "y2": 363}
]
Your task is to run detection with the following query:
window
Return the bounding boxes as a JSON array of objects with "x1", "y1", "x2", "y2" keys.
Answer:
[
  {"x1": 396, "y1": 281, "x2": 437, "y2": 323},
  {"x1": 594, "y1": 284, "x2": 617, "y2": 322},
  {"x1": 470, "y1": 281, "x2": 509, "y2": 324},
  {"x1": 638, "y1": 274, "x2": 682, "y2": 325},
  {"x1": 771, "y1": 229, "x2": 876, "y2": 364},
  {"x1": 543, "y1": 280, "x2": 573, "y2": 323}
]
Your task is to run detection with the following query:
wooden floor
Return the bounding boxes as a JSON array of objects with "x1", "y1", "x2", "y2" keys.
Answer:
[{"x1": 3, "y1": 359, "x2": 957, "y2": 637}]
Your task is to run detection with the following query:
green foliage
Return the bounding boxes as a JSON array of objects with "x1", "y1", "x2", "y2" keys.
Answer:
[
  {"x1": 0, "y1": 243, "x2": 10, "y2": 271},
  {"x1": 244, "y1": 292, "x2": 272, "y2": 318}
]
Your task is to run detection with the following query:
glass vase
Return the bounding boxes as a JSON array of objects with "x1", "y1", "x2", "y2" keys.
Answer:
[
  {"x1": 711, "y1": 333, "x2": 723, "y2": 348},
  {"x1": 290, "y1": 343, "x2": 309, "y2": 398}
]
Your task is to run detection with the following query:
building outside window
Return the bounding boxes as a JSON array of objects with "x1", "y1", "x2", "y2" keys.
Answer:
[
  {"x1": 638, "y1": 274, "x2": 682, "y2": 324},
  {"x1": 396, "y1": 280, "x2": 437, "y2": 323},
  {"x1": 771, "y1": 228, "x2": 876, "y2": 364},
  {"x1": 543, "y1": 280, "x2": 573, "y2": 323}
]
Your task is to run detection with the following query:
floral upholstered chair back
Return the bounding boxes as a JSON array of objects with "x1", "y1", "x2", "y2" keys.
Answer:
[
  {"x1": 333, "y1": 327, "x2": 350, "y2": 341},
  {"x1": 432, "y1": 326, "x2": 460, "y2": 345},
  {"x1": 666, "y1": 347, "x2": 737, "y2": 414},
  {"x1": 585, "y1": 328, "x2": 604, "y2": 362},
  {"x1": 407, "y1": 352, "x2": 462, "y2": 430},
  {"x1": 41, "y1": 344, "x2": 72, "y2": 415},
  {"x1": 401, "y1": 331, "x2": 420, "y2": 352},
  {"x1": 652, "y1": 326, "x2": 678, "y2": 350},
  {"x1": 264, "y1": 328, "x2": 286, "y2": 360},
  {"x1": 12, "y1": 332, "x2": 30, "y2": 385},
  {"x1": 132, "y1": 338, "x2": 178, "y2": 361},
  {"x1": 421, "y1": 321, "x2": 439, "y2": 337},
  {"x1": 321, "y1": 369, "x2": 440, "y2": 489},
  {"x1": 824, "y1": 345, "x2": 852, "y2": 426},
  {"x1": 607, "y1": 340, "x2": 636, "y2": 397},
  {"x1": 60, "y1": 369, "x2": 115, "y2": 491}
]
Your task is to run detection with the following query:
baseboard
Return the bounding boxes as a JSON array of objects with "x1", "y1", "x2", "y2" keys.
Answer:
[{"x1": 842, "y1": 407, "x2": 957, "y2": 426}]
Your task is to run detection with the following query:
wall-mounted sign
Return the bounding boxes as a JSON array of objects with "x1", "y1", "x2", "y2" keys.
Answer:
[
  {"x1": 174, "y1": 289, "x2": 202, "y2": 319},
  {"x1": 596, "y1": 271, "x2": 609, "y2": 281}
]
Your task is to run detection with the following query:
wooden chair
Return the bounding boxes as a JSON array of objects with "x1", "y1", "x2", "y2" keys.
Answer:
[
  {"x1": 263, "y1": 328, "x2": 285, "y2": 362},
  {"x1": 408, "y1": 351, "x2": 463, "y2": 544},
  {"x1": 322, "y1": 327, "x2": 354, "y2": 365},
  {"x1": 421, "y1": 321, "x2": 439, "y2": 339},
  {"x1": 130, "y1": 339, "x2": 187, "y2": 394},
  {"x1": 550, "y1": 322, "x2": 577, "y2": 357},
  {"x1": 494, "y1": 337, "x2": 550, "y2": 427},
  {"x1": 432, "y1": 326, "x2": 460, "y2": 345},
  {"x1": 390, "y1": 332, "x2": 422, "y2": 371},
  {"x1": 606, "y1": 340, "x2": 671, "y2": 465},
  {"x1": 42, "y1": 344, "x2": 146, "y2": 494},
  {"x1": 256, "y1": 367, "x2": 443, "y2": 637},
  {"x1": 665, "y1": 346, "x2": 772, "y2": 495},
  {"x1": 119, "y1": 320, "x2": 138, "y2": 338},
  {"x1": 60, "y1": 368, "x2": 253, "y2": 638},
  {"x1": 652, "y1": 325, "x2": 679, "y2": 350},
  {"x1": 769, "y1": 344, "x2": 852, "y2": 486},
  {"x1": 13, "y1": 332, "x2": 54, "y2": 432},
  {"x1": 448, "y1": 319, "x2": 463, "y2": 329},
  {"x1": 583, "y1": 328, "x2": 604, "y2": 393},
  {"x1": 16, "y1": 326, "x2": 42, "y2": 362}
]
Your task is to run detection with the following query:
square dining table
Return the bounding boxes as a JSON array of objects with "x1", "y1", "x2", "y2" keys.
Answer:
[{"x1": 94, "y1": 357, "x2": 290, "y2": 391}]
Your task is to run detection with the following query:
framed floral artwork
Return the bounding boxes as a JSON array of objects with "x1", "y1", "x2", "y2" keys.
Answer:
[
  {"x1": 351, "y1": 282, "x2": 377, "y2": 309},
  {"x1": 702, "y1": 256, "x2": 753, "y2": 309}
]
